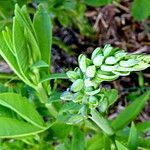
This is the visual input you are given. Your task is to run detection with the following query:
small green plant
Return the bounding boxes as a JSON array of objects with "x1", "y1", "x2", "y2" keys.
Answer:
[
  {"x1": 61, "y1": 44, "x2": 150, "y2": 149},
  {"x1": 0, "y1": 3, "x2": 150, "y2": 150}
]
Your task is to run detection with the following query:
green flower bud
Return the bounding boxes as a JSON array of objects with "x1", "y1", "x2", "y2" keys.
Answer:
[
  {"x1": 117, "y1": 66, "x2": 135, "y2": 72},
  {"x1": 103, "y1": 44, "x2": 113, "y2": 57},
  {"x1": 73, "y1": 92, "x2": 83, "y2": 103},
  {"x1": 89, "y1": 96, "x2": 98, "y2": 108},
  {"x1": 85, "y1": 88, "x2": 100, "y2": 96},
  {"x1": 97, "y1": 74, "x2": 118, "y2": 80},
  {"x1": 71, "y1": 79, "x2": 84, "y2": 92},
  {"x1": 79, "y1": 105, "x2": 88, "y2": 117},
  {"x1": 78, "y1": 54, "x2": 87, "y2": 72},
  {"x1": 86, "y1": 65, "x2": 96, "y2": 78},
  {"x1": 91, "y1": 47, "x2": 102, "y2": 60},
  {"x1": 115, "y1": 51, "x2": 127, "y2": 59},
  {"x1": 84, "y1": 78, "x2": 98, "y2": 87},
  {"x1": 101, "y1": 64, "x2": 118, "y2": 72},
  {"x1": 105, "y1": 56, "x2": 118, "y2": 65},
  {"x1": 132, "y1": 62, "x2": 150, "y2": 71},
  {"x1": 74, "y1": 67, "x2": 83, "y2": 78},
  {"x1": 97, "y1": 70, "x2": 114, "y2": 76},
  {"x1": 93, "y1": 54, "x2": 105, "y2": 66},
  {"x1": 67, "y1": 71, "x2": 79, "y2": 82},
  {"x1": 112, "y1": 71, "x2": 130, "y2": 76},
  {"x1": 60, "y1": 91, "x2": 73, "y2": 101},
  {"x1": 119, "y1": 59, "x2": 139, "y2": 67}
]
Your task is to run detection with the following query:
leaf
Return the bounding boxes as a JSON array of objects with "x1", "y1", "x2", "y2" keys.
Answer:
[
  {"x1": 50, "y1": 121, "x2": 71, "y2": 139},
  {"x1": 90, "y1": 109, "x2": 114, "y2": 135},
  {"x1": 0, "y1": 93, "x2": 45, "y2": 129},
  {"x1": 31, "y1": 60, "x2": 49, "y2": 69},
  {"x1": 139, "y1": 138, "x2": 150, "y2": 149},
  {"x1": 84, "y1": 0, "x2": 112, "y2": 7},
  {"x1": 136, "y1": 121, "x2": 150, "y2": 133},
  {"x1": 2, "y1": 27, "x2": 14, "y2": 55},
  {"x1": 116, "y1": 140, "x2": 129, "y2": 150},
  {"x1": 111, "y1": 92, "x2": 150, "y2": 131},
  {"x1": 48, "y1": 91, "x2": 62, "y2": 103},
  {"x1": 0, "y1": 105, "x2": 13, "y2": 118},
  {"x1": 40, "y1": 73, "x2": 68, "y2": 83},
  {"x1": 0, "y1": 33, "x2": 24, "y2": 81},
  {"x1": 127, "y1": 122, "x2": 138, "y2": 150},
  {"x1": 33, "y1": 4, "x2": 52, "y2": 68},
  {"x1": 13, "y1": 12, "x2": 29, "y2": 78},
  {"x1": 104, "y1": 89, "x2": 118, "y2": 107},
  {"x1": 24, "y1": 26, "x2": 41, "y2": 62},
  {"x1": 87, "y1": 134, "x2": 105, "y2": 150},
  {"x1": 132, "y1": 0, "x2": 150, "y2": 21},
  {"x1": 71, "y1": 126, "x2": 85, "y2": 150},
  {"x1": 0, "y1": 117, "x2": 46, "y2": 138}
]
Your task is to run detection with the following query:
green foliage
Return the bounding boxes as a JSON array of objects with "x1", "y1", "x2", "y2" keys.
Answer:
[
  {"x1": 111, "y1": 92, "x2": 150, "y2": 130},
  {"x1": 84, "y1": 0, "x2": 112, "y2": 7},
  {"x1": 132, "y1": 0, "x2": 150, "y2": 21}
]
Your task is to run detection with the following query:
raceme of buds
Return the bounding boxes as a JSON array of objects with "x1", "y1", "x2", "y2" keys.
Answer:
[{"x1": 61, "y1": 44, "x2": 150, "y2": 112}]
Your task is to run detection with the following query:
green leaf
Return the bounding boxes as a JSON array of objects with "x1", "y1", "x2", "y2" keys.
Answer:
[
  {"x1": 24, "y1": 26, "x2": 41, "y2": 62},
  {"x1": 0, "y1": 33, "x2": 24, "y2": 81},
  {"x1": 84, "y1": 0, "x2": 112, "y2": 7},
  {"x1": 116, "y1": 140, "x2": 129, "y2": 150},
  {"x1": 33, "y1": 4, "x2": 52, "y2": 68},
  {"x1": 127, "y1": 122, "x2": 138, "y2": 150},
  {"x1": 139, "y1": 138, "x2": 150, "y2": 148},
  {"x1": 0, "y1": 93, "x2": 45, "y2": 129},
  {"x1": 48, "y1": 91, "x2": 61, "y2": 103},
  {"x1": 40, "y1": 73, "x2": 68, "y2": 83},
  {"x1": 71, "y1": 126, "x2": 85, "y2": 150},
  {"x1": 0, "y1": 105, "x2": 14, "y2": 118},
  {"x1": 31, "y1": 60, "x2": 49, "y2": 69},
  {"x1": 2, "y1": 27, "x2": 14, "y2": 55},
  {"x1": 0, "y1": 117, "x2": 46, "y2": 138},
  {"x1": 111, "y1": 92, "x2": 150, "y2": 131},
  {"x1": 90, "y1": 109, "x2": 114, "y2": 135},
  {"x1": 104, "y1": 89, "x2": 118, "y2": 107},
  {"x1": 136, "y1": 121, "x2": 150, "y2": 133},
  {"x1": 13, "y1": 10, "x2": 29, "y2": 78},
  {"x1": 132, "y1": 0, "x2": 150, "y2": 21}
]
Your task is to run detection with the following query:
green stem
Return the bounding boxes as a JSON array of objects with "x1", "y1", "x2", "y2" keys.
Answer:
[
  {"x1": 36, "y1": 83, "x2": 58, "y2": 118},
  {"x1": 89, "y1": 109, "x2": 114, "y2": 136}
]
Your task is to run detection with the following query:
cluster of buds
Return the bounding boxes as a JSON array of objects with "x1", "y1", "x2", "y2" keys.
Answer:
[{"x1": 61, "y1": 45, "x2": 150, "y2": 111}]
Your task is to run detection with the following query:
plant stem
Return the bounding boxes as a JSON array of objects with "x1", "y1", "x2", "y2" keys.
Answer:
[
  {"x1": 36, "y1": 83, "x2": 58, "y2": 118},
  {"x1": 89, "y1": 109, "x2": 114, "y2": 136}
]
